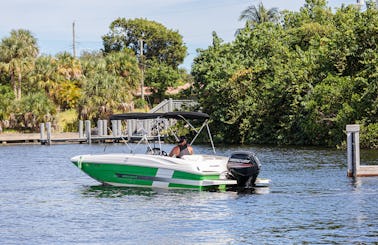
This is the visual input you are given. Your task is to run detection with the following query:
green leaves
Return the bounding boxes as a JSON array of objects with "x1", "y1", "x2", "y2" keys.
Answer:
[
  {"x1": 192, "y1": 2, "x2": 378, "y2": 148},
  {"x1": 78, "y1": 50, "x2": 140, "y2": 120},
  {"x1": 145, "y1": 59, "x2": 180, "y2": 102},
  {"x1": 102, "y1": 18, "x2": 186, "y2": 68}
]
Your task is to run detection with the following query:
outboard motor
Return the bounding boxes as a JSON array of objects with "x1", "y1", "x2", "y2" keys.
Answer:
[{"x1": 227, "y1": 151, "x2": 261, "y2": 189}]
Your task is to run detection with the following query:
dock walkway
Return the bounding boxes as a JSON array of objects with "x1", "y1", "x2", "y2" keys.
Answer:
[{"x1": 0, "y1": 132, "x2": 155, "y2": 145}]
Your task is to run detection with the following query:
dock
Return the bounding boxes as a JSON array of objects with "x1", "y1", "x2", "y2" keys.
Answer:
[
  {"x1": 0, "y1": 132, "x2": 80, "y2": 145},
  {"x1": 346, "y1": 124, "x2": 378, "y2": 177},
  {"x1": 0, "y1": 132, "x2": 160, "y2": 145},
  {"x1": 0, "y1": 99, "x2": 193, "y2": 146}
]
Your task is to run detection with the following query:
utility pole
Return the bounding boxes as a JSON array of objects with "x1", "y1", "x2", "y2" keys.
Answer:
[
  {"x1": 72, "y1": 21, "x2": 76, "y2": 58},
  {"x1": 139, "y1": 39, "x2": 144, "y2": 100},
  {"x1": 357, "y1": 0, "x2": 364, "y2": 6}
]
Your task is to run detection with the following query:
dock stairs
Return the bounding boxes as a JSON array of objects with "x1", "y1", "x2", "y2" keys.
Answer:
[{"x1": 117, "y1": 98, "x2": 196, "y2": 139}]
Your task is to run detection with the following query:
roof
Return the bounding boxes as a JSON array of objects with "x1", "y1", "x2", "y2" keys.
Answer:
[{"x1": 109, "y1": 111, "x2": 209, "y2": 120}]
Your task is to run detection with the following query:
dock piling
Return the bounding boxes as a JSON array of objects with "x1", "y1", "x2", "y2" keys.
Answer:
[
  {"x1": 46, "y1": 122, "x2": 52, "y2": 145},
  {"x1": 97, "y1": 120, "x2": 103, "y2": 136},
  {"x1": 346, "y1": 124, "x2": 378, "y2": 177},
  {"x1": 103, "y1": 120, "x2": 108, "y2": 136},
  {"x1": 347, "y1": 125, "x2": 360, "y2": 177},
  {"x1": 79, "y1": 120, "x2": 84, "y2": 138},
  {"x1": 85, "y1": 120, "x2": 91, "y2": 144},
  {"x1": 40, "y1": 123, "x2": 45, "y2": 144}
]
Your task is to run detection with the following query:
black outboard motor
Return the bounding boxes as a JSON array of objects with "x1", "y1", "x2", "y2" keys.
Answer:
[{"x1": 227, "y1": 151, "x2": 261, "y2": 189}]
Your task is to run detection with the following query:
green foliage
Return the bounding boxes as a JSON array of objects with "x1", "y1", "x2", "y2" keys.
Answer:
[
  {"x1": 102, "y1": 18, "x2": 187, "y2": 68},
  {"x1": 133, "y1": 98, "x2": 147, "y2": 109},
  {"x1": 145, "y1": 59, "x2": 180, "y2": 102},
  {"x1": 0, "y1": 85, "x2": 14, "y2": 120},
  {"x1": 239, "y1": 2, "x2": 280, "y2": 27},
  {"x1": 8, "y1": 92, "x2": 56, "y2": 131},
  {"x1": 360, "y1": 123, "x2": 378, "y2": 149},
  {"x1": 0, "y1": 29, "x2": 39, "y2": 100},
  {"x1": 78, "y1": 49, "x2": 140, "y2": 120},
  {"x1": 28, "y1": 54, "x2": 82, "y2": 110},
  {"x1": 192, "y1": 1, "x2": 378, "y2": 148}
]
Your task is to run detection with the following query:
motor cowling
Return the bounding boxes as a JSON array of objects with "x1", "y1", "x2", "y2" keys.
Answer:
[{"x1": 227, "y1": 151, "x2": 261, "y2": 188}]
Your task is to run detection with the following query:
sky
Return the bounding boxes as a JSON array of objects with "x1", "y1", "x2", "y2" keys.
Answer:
[{"x1": 0, "y1": 0, "x2": 358, "y2": 69}]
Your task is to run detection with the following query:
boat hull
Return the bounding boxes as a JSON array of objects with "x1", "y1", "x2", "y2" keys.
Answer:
[{"x1": 71, "y1": 154, "x2": 237, "y2": 190}]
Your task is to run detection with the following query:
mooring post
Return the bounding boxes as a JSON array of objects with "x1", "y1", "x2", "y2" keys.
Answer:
[
  {"x1": 127, "y1": 120, "x2": 132, "y2": 141},
  {"x1": 168, "y1": 98, "x2": 173, "y2": 112},
  {"x1": 40, "y1": 123, "x2": 45, "y2": 144},
  {"x1": 85, "y1": 120, "x2": 91, "y2": 144},
  {"x1": 117, "y1": 120, "x2": 122, "y2": 137},
  {"x1": 103, "y1": 120, "x2": 108, "y2": 136},
  {"x1": 346, "y1": 124, "x2": 360, "y2": 177},
  {"x1": 79, "y1": 120, "x2": 84, "y2": 138},
  {"x1": 111, "y1": 120, "x2": 117, "y2": 137},
  {"x1": 97, "y1": 120, "x2": 103, "y2": 136},
  {"x1": 46, "y1": 122, "x2": 52, "y2": 145}
]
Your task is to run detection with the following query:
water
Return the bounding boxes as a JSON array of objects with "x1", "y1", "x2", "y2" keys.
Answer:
[{"x1": 0, "y1": 143, "x2": 377, "y2": 244}]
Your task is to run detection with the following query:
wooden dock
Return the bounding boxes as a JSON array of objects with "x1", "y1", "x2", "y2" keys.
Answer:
[
  {"x1": 346, "y1": 124, "x2": 378, "y2": 177},
  {"x1": 0, "y1": 132, "x2": 160, "y2": 145},
  {"x1": 355, "y1": 166, "x2": 378, "y2": 177}
]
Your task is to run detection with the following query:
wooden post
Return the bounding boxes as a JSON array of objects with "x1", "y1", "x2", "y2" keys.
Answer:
[
  {"x1": 85, "y1": 120, "x2": 91, "y2": 144},
  {"x1": 79, "y1": 120, "x2": 84, "y2": 138},
  {"x1": 40, "y1": 123, "x2": 45, "y2": 144},
  {"x1": 346, "y1": 124, "x2": 360, "y2": 177},
  {"x1": 111, "y1": 120, "x2": 117, "y2": 137},
  {"x1": 168, "y1": 98, "x2": 173, "y2": 112},
  {"x1": 127, "y1": 120, "x2": 132, "y2": 141},
  {"x1": 46, "y1": 122, "x2": 52, "y2": 145},
  {"x1": 97, "y1": 120, "x2": 103, "y2": 136},
  {"x1": 103, "y1": 120, "x2": 108, "y2": 136},
  {"x1": 117, "y1": 120, "x2": 122, "y2": 137}
]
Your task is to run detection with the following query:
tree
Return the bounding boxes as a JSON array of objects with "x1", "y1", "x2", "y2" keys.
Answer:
[
  {"x1": 102, "y1": 18, "x2": 187, "y2": 68},
  {"x1": 28, "y1": 53, "x2": 83, "y2": 110},
  {"x1": 78, "y1": 49, "x2": 140, "y2": 120},
  {"x1": 145, "y1": 59, "x2": 180, "y2": 102},
  {"x1": 192, "y1": 1, "x2": 378, "y2": 148},
  {"x1": 239, "y1": 2, "x2": 280, "y2": 26},
  {"x1": 0, "y1": 29, "x2": 39, "y2": 100}
]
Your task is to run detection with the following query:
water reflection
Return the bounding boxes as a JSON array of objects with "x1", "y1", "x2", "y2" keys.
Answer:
[
  {"x1": 350, "y1": 177, "x2": 362, "y2": 190},
  {"x1": 81, "y1": 184, "x2": 271, "y2": 198},
  {"x1": 82, "y1": 185, "x2": 160, "y2": 198}
]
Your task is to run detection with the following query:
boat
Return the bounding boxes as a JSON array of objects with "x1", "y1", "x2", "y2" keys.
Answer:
[{"x1": 71, "y1": 111, "x2": 269, "y2": 191}]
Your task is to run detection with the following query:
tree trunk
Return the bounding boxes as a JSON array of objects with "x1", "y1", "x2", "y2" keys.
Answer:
[
  {"x1": 17, "y1": 72, "x2": 22, "y2": 100},
  {"x1": 10, "y1": 70, "x2": 17, "y2": 100}
]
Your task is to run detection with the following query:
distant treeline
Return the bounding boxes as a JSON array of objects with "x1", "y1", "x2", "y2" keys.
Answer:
[
  {"x1": 0, "y1": 18, "x2": 190, "y2": 132},
  {"x1": 0, "y1": 0, "x2": 377, "y2": 149}
]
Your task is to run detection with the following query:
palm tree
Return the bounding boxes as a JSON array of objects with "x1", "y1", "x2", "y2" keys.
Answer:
[
  {"x1": 0, "y1": 29, "x2": 39, "y2": 100},
  {"x1": 239, "y1": 2, "x2": 280, "y2": 26}
]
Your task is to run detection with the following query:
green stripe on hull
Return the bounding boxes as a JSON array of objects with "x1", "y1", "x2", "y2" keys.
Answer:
[
  {"x1": 172, "y1": 170, "x2": 219, "y2": 181},
  {"x1": 73, "y1": 162, "x2": 227, "y2": 190},
  {"x1": 78, "y1": 162, "x2": 158, "y2": 186}
]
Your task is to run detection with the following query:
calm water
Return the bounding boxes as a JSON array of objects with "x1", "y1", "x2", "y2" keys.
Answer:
[{"x1": 0, "y1": 143, "x2": 377, "y2": 244}]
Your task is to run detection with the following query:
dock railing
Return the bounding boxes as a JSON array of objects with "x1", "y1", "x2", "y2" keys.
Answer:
[{"x1": 2, "y1": 99, "x2": 196, "y2": 145}]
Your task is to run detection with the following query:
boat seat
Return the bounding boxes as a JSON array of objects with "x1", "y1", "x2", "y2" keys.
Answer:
[{"x1": 146, "y1": 147, "x2": 167, "y2": 156}]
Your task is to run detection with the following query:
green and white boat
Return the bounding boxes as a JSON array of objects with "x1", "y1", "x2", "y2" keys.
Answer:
[{"x1": 71, "y1": 112, "x2": 268, "y2": 191}]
